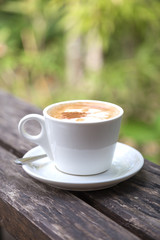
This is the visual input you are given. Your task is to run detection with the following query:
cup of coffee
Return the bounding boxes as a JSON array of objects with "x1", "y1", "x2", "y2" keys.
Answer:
[{"x1": 18, "y1": 100, "x2": 123, "y2": 175}]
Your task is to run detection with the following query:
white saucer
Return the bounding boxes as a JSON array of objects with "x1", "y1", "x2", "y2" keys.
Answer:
[{"x1": 22, "y1": 142, "x2": 144, "y2": 191}]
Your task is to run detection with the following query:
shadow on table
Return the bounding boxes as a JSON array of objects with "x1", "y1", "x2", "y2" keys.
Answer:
[{"x1": 1, "y1": 227, "x2": 16, "y2": 240}]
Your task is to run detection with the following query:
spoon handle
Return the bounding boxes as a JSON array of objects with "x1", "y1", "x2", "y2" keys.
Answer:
[{"x1": 15, "y1": 154, "x2": 47, "y2": 165}]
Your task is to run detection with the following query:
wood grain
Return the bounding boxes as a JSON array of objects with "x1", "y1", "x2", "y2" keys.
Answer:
[
  {"x1": 75, "y1": 160, "x2": 160, "y2": 240},
  {"x1": 0, "y1": 90, "x2": 42, "y2": 156},
  {"x1": 0, "y1": 90, "x2": 160, "y2": 240},
  {"x1": 0, "y1": 146, "x2": 139, "y2": 240}
]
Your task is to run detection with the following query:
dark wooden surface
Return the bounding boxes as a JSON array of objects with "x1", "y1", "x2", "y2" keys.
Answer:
[{"x1": 0, "y1": 90, "x2": 160, "y2": 240}]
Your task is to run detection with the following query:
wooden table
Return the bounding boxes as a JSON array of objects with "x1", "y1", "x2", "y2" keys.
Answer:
[{"x1": 0, "y1": 90, "x2": 160, "y2": 240}]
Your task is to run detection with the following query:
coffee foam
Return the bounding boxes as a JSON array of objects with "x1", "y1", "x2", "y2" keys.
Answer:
[
  {"x1": 48, "y1": 102, "x2": 120, "y2": 122},
  {"x1": 62, "y1": 108, "x2": 110, "y2": 122}
]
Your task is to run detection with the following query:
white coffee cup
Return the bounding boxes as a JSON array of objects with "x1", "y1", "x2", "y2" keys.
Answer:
[{"x1": 18, "y1": 100, "x2": 123, "y2": 175}]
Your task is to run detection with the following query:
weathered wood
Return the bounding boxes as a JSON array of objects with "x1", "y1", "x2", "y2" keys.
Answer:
[
  {"x1": 0, "y1": 146, "x2": 139, "y2": 240},
  {"x1": 0, "y1": 90, "x2": 160, "y2": 240},
  {"x1": 0, "y1": 90, "x2": 42, "y2": 157},
  {"x1": 75, "y1": 160, "x2": 160, "y2": 240}
]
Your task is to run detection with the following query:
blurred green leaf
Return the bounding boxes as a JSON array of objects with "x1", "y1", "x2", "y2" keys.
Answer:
[{"x1": 0, "y1": 0, "x2": 160, "y2": 164}]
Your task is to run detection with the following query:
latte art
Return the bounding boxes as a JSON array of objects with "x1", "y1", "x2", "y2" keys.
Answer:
[{"x1": 48, "y1": 101, "x2": 120, "y2": 122}]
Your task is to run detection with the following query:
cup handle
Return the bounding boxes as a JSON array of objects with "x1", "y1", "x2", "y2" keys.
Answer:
[{"x1": 18, "y1": 114, "x2": 53, "y2": 160}]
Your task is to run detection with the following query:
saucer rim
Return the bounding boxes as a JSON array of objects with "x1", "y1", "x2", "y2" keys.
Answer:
[{"x1": 22, "y1": 142, "x2": 144, "y2": 187}]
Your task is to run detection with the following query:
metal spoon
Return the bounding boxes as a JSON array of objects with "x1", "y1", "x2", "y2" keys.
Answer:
[{"x1": 14, "y1": 154, "x2": 47, "y2": 165}]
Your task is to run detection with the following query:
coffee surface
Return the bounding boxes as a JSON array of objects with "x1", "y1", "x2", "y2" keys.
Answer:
[{"x1": 48, "y1": 102, "x2": 120, "y2": 122}]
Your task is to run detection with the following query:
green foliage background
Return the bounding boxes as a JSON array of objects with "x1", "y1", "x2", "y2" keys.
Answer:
[{"x1": 0, "y1": 0, "x2": 160, "y2": 164}]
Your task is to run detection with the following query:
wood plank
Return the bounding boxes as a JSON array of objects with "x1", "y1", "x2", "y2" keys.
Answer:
[
  {"x1": 0, "y1": 146, "x2": 140, "y2": 240},
  {"x1": 75, "y1": 160, "x2": 160, "y2": 240},
  {"x1": 0, "y1": 90, "x2": 159, "y2": 240},
  {"x1": 0, "y1": 90, "x2": 42, "y2": 156}
]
